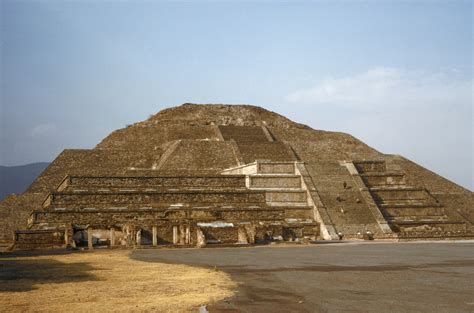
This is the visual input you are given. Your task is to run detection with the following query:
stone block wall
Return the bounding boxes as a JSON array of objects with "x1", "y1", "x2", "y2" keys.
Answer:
[
  {"x1": 46, "y1": 190, "x2": 267, "y2": 208},
  {"x1": 31, "y1": 207, "x2": 285, "y2": 230},
  {"x1": 361, "y1": 173, "x2": 406, "y2": 187},
  {"x1": 257, "y1": 162, "x2": 295, "y2": 174},
  {"x1": 202, "y1": 227, "x2": 238, "y2": 243},
  {"x1": 353, "y1": 160, "x2": 386, "y2": 173},
  {"x1": 62, "y1": 175, "x2": 247, "y2": 191},
  {"x1": 14, "y1": 230, "x2": 65, "y2": 250},
  {"x1": 249, "y1": 176, "x2": 301, "y2": 188}
]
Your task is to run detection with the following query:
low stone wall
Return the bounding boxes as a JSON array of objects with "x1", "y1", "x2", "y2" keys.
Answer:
[
  {"x1": 63, "y1": 175, "x2": 247, "y2": 190},
  {"x1": 283, "y1": 208, "x2": 314, "y2": 219},
  {"x1": 360, "y1": 174, "x2": 406, "y2": 187},
  {"x1": 371, "y1": 189, "x2": 429, "y2": 201},
  {"x1": 255, "y1": 224, "x2": 284, "y2": 242},
  {"x1": 31, "y1": 207, "x2": 285, "y2": 229},
  {"x1": 14, "y1": 229, "x2": 65, "y2": 250},
  {"x1": 202, "y1": 227, "x2": 238, "y2": 244},
  {"x1": 395, "y1": 221, "x2": 467, "y2": 234},
  {"x1": 257, "y1": 162, "x2": 295, "y2": 174},
  {"x1": 383, "y1": 206, "x2": 445, "y2": 218},
  {"x1": 46, "y1": 190, "x2": 267, "y2": 208},
  {"x1": 249, "y1": 176, "x2": 301, "y2": 188},
  {"x1": 266, "y1": 191, "x2": 307, "y2": 203},
  {"x1": 353, "y1": 160, "x2": 386, "y2": 173}
]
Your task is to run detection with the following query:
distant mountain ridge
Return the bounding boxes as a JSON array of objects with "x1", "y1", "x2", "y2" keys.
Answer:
[{"x1": 0, "y1": 162, "x2": 50, "y2": 200}]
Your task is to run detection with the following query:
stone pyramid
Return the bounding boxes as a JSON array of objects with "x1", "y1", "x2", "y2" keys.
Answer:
[{"x1": 1, "y1": 103, "x2": 472, "y2": 250}]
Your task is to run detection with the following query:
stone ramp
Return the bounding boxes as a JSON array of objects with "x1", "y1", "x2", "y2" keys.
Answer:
[
  {"x1": 307, "y1": 161, "x2": 392, "y2": 239},
  {"x1": 351, "y1": 160, "x2": 471, "y2": 239},
  {"x1": 222, "y1": 161, "x2": 320, "y2": 240}
]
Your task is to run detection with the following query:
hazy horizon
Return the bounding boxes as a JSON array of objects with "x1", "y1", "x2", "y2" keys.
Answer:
[{"x1": 1, "y1": 1, "x2": 472, "y2": 190}]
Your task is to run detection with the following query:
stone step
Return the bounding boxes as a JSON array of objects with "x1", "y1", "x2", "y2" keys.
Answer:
[
  {"x1": 369, "y1": 186, "x2": 424, "y2": 191},
  {"x1": 65, "y1": 187, "x2": 249, "y2": 193},
  {"x1": 394, "y1": 220, "x2": 468, "y2": 234},
  {"x1": 249, "y1": 175, "x2": 301, "y2": 188},
  {"x1": 383, "y1": 206, "x2": 445, "y2": 217},
  {"x1": 283, "y1": 207, "x2": 314, "y2": 219},
  {"x1": 398, "y1": 230, "x2": 474, "y2": 240},
  {"x1": 265, "y1": 190, "x2": 307, "y2": 203},
  {"x1": 59, "y1": 175, "x2": 247, "y2": 191},
  {"x1": 43, "y1": 204, "x2": 278, "y2": 212},
  {"x1": 360, "y1": 172, "x2": 405, "y2": 177},
  {"x1": 353, "y1": 160, "x2": 386, "y2": 173},
  {"x1": 398, "y1": 233, "x2": 474, "y2": 240},
  {"x1": 379, "y1": 203, "x2": 442, "y2": 209},
  {"x1": 269, "y1": 202, "x2": 309, "y2": 207},
  {"x1": 387, "y1": 215, "x2": 447, "y2": 222},
  {"x1": 371, "y1": 189, "x2": 432, "y2": 201},
  {"x1": 394, "y1": 220, "x2": 465, "y2": 226},
  {"x1": 360, "y1": 173, "x2": 406, "y2": 188},
  {"x1": 250, "y1": 187, "x2": 304, "y2": 191},
  {"x1": 256, "y1": 162, "x2": 295, "y2": 174},
  {"x1": 377, "y1": 199, "x2": 438, "y2": 207},
  {"x1": 45, "y1": 190, "x2": 268, "y2": 207}
]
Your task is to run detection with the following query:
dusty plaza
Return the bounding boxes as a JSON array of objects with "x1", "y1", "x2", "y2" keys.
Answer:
[{"x1": 1, "y1": 241, "x2": 473, "y2": 312}]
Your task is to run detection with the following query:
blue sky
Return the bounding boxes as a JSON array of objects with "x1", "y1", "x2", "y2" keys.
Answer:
[{"x1": 0, "y1": 0, "x2": 472, "y2": 189}]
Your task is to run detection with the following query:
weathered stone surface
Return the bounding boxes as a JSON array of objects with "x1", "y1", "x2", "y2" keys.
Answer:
[{"x1": 0, "y1": 103, "x2": 472, "y2": 249}]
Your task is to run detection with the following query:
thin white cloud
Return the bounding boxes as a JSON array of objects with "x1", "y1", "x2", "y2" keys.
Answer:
[
  {"x1": 285, "y1": 67, "x2": 473, "y2": 190},
  {"x1": 30, "y1": 123, "x2": 57, "y2": 137},
  {"x1": 286, "y1": 67, "x2": 472, "y2": 110}
]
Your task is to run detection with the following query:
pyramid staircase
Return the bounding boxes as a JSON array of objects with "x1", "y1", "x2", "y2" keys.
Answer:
[
  {"x1": 349, "y1": 160, "x2": 469, "y2": 240},
  {"x1": 222, "y1": 161, "x2": 325, "y2": 240},
  {"x1": 218, "y1": 125, "x2": 295, "y2": 164}
]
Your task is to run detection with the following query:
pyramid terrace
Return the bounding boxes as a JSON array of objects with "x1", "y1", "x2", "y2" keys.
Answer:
[{"x1": 1, "y1": 104, "x2": 472, "y2": 250}]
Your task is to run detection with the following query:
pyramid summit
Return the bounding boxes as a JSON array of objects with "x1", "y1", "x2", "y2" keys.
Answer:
[{"x1": 1, "y1": 103, "x2": 472, "y2": 250}]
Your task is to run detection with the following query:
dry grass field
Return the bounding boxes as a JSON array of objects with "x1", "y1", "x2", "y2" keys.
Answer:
[{"x1": 0, "y1": 249, "x2": 235, "y2": 312}]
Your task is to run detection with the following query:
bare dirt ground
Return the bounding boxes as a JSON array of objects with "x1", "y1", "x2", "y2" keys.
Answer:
[
  {"x1": 1, "y1": 242, "x2": 473, "y2": 312},
  {"x1": 0, "y1": 249, "x2": 235, "y2": 312}
]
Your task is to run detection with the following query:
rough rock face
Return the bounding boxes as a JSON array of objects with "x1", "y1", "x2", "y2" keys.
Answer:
[{"x1": 0, "y1": 103, "x2": 472, "y2": 249}]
